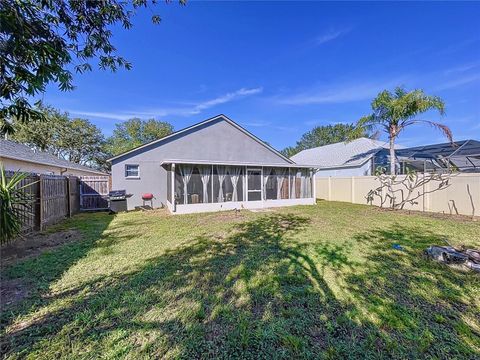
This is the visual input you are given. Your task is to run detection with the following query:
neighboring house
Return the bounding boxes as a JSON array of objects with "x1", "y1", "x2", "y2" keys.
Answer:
[
  {"x1": 291, "y1": 138, "x2": 398, "y2": 177},
  {"x1": 0, "y1": 139, "x2": 107, "y2": 177},
  {"x1": 109, "y1": 114, "x2": 316, "y2": 213}
]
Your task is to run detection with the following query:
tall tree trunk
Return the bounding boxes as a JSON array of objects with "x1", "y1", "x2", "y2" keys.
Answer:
[{"x1": 389, "y1": 136, "x2": 396, "y2": 175}]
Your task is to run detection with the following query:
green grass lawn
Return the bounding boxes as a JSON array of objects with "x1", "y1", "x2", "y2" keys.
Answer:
[{"x1": 1, "y1": 201, "x2": 479, "y2": 359}]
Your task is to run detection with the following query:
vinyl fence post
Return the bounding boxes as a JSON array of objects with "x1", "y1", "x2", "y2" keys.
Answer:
[
  {"x1": 423, "y1": 172, "x2": 430, "y2": 212},
  {"x1": 351, "y1": 176, "x2": 355, "y2": 203},
  {"x1": 328, "y1": 177, "x2": 332, "y2": 201}
]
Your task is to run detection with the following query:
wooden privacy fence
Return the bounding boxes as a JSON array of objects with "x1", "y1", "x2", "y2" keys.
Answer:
[{"x1": 6, "y1": 172, "x2": 110, "y2": 233}]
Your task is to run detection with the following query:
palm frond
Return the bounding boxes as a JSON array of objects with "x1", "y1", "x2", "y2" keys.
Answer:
[{"x1": 407, "y1": 120, "x2": 453, "y2": 143}]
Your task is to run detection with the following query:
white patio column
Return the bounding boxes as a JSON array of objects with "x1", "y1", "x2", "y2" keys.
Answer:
[
  {"x1": 171, "y1": 163, "x2": 176, "y2": 212},
  {"x1": 261, "y1": 166, "x2": 264, "y2": 205},
  {"x1": 311, "y1": 169, "x2": 316, "y2": 200},
  {"x1": 244, "y1": 166, "x2": 247, "y2": 201}
]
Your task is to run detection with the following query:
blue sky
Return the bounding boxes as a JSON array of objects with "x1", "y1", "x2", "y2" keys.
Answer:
[{"x1": 43, "y1": 1, "x2": 479, "y2": 150}]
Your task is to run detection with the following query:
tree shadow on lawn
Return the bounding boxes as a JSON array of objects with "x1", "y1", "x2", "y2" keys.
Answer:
[
  {"x1": 0, "y1": 213, "x2": 115, "y2": 340},
  {"x1": 2, "y1": 214, "x2": 479, "y2": 359},
  {"x1": 347, "y1": 225, "x2": 480, "y2": 358}
]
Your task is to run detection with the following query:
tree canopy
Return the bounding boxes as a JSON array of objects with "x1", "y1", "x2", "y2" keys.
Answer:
[
  {"x1": 105, "y1": 118, "x2": 174, "y2": 156},
  {"x1": 11, "y1": 104, "x2": 108, "y2": 170},
  {"x1": 281, "y1": 123, "x2": 373, "y2": 157},
  {"x1": 0, "y1": 0, "x2": 185, "y2": 133}
]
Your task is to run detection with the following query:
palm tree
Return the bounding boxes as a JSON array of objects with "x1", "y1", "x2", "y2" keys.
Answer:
[{"x1": 355, "y1": 87, "x2": 452, "y2": 175}]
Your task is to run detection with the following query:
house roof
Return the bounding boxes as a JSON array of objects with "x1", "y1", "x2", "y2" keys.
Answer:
[
  {"x1": 108, "y1": 114, "x2": 295, "y2": 164},
  {"x1": 291, "y1": 138, "x2": 399, "y2": 169},
  {"x1": 0, "y1": 139, "x2": 107, "y2": 175}
]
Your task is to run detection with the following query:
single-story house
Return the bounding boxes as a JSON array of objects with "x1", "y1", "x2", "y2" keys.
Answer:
[
  {"x1": 0, "y1": 139, "x2": 107, "y2": 177},
  {"x1": 109, "y1": 114, "x2": 316, "y2": 214},
  {"x1": 291, "y1": 137, "x2": 399, "y2": 177}
]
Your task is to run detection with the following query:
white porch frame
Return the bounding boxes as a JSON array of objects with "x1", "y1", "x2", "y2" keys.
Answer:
[{"x1": 166, "y1": 162, "x2": 316, "y2": 215}]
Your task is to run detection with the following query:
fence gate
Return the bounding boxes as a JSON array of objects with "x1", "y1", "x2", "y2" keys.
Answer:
[
  {"x1": 40, "y1": 175, "x2": 69, "y2": 228},
  {"x1": 80, "y1": 176, "x2": 110, "y2": 210}
]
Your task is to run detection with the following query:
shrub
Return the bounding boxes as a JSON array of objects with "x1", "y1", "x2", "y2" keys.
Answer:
[{"x1": 0, "y1": 164, "x2": 36, "y2": 245}]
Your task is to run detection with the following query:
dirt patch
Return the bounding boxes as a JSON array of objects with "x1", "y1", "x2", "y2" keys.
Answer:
[
  {"x1": 1, "y1": 229, "x2": 83, "y2": 308},
  {"x1": 1, "y1": 229, "x2": 82, "y2": 268},
  {"x1": 202, "y1": 210, "x2": 248, "y2": 224},
  {"x1": 0, "y1": 278, "x2": 32, "y2": 309}
]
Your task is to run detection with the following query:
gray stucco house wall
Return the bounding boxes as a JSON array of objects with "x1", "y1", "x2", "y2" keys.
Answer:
[{"x1": 110, "y1": 115, "x2": 294, "y2": 210}]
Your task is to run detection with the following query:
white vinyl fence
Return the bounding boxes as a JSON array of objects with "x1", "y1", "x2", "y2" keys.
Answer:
[{"x1": 316, "y1": 174, "x2": 480, "y2": 217}]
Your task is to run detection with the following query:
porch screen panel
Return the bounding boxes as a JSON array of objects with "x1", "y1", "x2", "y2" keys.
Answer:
[
  {"x1": 276, "y1": 168, "x2": 289, "y2": 199},
  {"x1": 174, "y1": 167, "x2": 184, "y2": 204},
  {"x1": 212, "y1": 166, "x2": 228, "y2": 202},
  {"x1": 288, "y1": 169, "x2": 313, "y2": 199},
  {"x1": 199, "y1": 166, "x2": 212, "y2": 203},
  {"x1": 186, "y1": 167, "x2": 204, "y2": 204},
  {"x1": 225, "y1": 167, "x2": 243, "y2": 202},
  {"x1": 264, "y1": 168, "x2": 278, "y2": 200},
  {"x1": 300, "y1": 169, "x2": 312, "y2": 198},
  {"x1": 212, "y1": 166, "x2": 223, "y2": 203},
  {"x1": 290, "y1": 169, "x2": 303, "y2": 199}
]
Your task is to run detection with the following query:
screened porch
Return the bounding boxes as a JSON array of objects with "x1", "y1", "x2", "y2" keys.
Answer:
[{"x1": 164, "y1": 162, "x2": 316, "y2": 214}]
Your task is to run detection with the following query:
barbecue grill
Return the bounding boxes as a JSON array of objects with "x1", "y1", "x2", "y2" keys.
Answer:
[{"x1": 108, "y1": 190, "x2": 129, "y2": 212}]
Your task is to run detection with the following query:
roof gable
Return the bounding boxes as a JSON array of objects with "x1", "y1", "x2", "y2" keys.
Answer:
[{"x1": 109, "y1": 115, "x2": 294, "y2": 164}]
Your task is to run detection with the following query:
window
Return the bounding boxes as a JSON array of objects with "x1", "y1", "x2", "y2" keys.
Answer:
[{"x1": 125, "y1": 164, "x2": 139, "y2": 178}]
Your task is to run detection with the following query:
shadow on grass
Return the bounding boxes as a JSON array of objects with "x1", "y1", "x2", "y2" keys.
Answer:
[
  {"x1": 1, "y1": 215, "x2": 479, "y2": 358},
  {"x1": 0, "y1": 213, "x2": 114, "y2": 339},
  {"x1": 347, "y1": 225, "x2": 480, "y2": 357}
]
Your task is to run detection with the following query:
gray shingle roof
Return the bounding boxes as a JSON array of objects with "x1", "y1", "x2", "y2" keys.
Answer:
[
  {"x1": 0, "y1": 139, "x2": 106, "y2": 175},
  {"x1": 291, "y1": 138, "x2": 399, "y2": 168}
]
